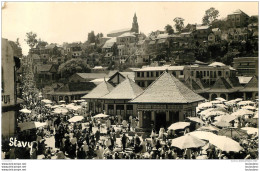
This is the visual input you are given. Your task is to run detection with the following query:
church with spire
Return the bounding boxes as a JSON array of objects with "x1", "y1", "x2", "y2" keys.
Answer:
[
  {"x1": 107, "y1": 13, "x2": 139, "y2": 37},
  {"x1": 131, "y1": 13, "x2": 139, "y2": 34}
]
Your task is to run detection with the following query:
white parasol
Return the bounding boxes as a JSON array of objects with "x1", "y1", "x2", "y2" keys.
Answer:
[
  {"x1": 171, "y1": 134, "x2": 206, "y2": 149},
  {"x1": 168, "y1": 122, "x2": 190, "y2": 130},
  {"x1": 19, "y1": 108, "x2": 32, "y2": 114},
  {"x1": 68, "y1": 116, "x2": 84, "y2": 123},
  {"x1": 209, "y1": 135, "x2": 243, "y2": 152},
  {"x1": 93, "y1": 113, "x2": 109, "y2": 118}
]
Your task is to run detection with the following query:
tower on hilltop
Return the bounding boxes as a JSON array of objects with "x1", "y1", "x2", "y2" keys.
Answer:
[{"x1": 131, "y1": 13, "x2": 139, "y2": 34}]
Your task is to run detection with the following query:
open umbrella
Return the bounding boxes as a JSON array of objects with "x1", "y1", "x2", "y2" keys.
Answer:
[
  {"x1": 68, "y1": 116, "x2": 84, "y2": 123},
  {"x1": 211, "y1": 100, "x2": 222, "y2": 104},
  {"x1": 171, "y1": 134, "x2": 206, "y2": 149},
  {"x1": 209, "y1": 135, "x2": 243, "y2": 152},
  {"x1": 215, "y1": 97, "x2": 227, "y2": 102},
  {"x1": 18, "y1": 122, "x2": 47, "y2": 131},
  {"x1": 53, "y1": 107, "x2": 68, "y2": 114},
  {"x1": 198, "y1": 102, "x2": 212, "y2": 109},
  {"x1": 214, "y1": 115, "x2": 237, "y2": 123},
  {"x1": 19, "y1": 108, "x2": 31, "y2": 114},
  {"x1": 196, "y1": 125, "x2": 220, "y2": 132},
  {"x1": 45, "y1": 104, "x2": 52, "y2": 108},
  {"x1": 218, "y1": 128, "x2": 248, "y2": 139},
  {"x1": 238, "y1": 101, "x2": 255, "y2": 106},
  {"x1": 186, "y1": 117, "x2": 204, "y2": 124},
  {"x1": 168, "y1": 122, "x2": 190, "y2": 130},
  {"x1": 231, "y1": 109, "x2": 254, "y2": 117},
  {"x1": 242, "y1": 106, "x2": 256, "y2": 111},
  {"x1": 213, "y1": 121, "x2": 230, "y2": 128},
  {"x1": 241, "y1": 127, "x2": 258, "y2": 135},
  {"x1": 51, "y1": 105, "x2": 61, "y2": 109},
  {"x1": 41, "y1": 99, "x2": 52, "y2": 104},
  {"x1": 188, "y1": 131, "x2": 218, "y2": 141},
  {"x1": 93, "y1": 113, "x2": 109, "y2": 118}
]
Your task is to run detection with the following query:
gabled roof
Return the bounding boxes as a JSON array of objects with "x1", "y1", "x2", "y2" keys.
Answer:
[
  {"x1": 101, "y1": 77, "x2": 143, "y2": 100},
  {"x1": 81, "y1": 81, "x2": 114, "y2": 99},
  {"x1": 230, "y1": 9, "x2": 249, "y2": 17},
  {"x1": 207, "y1": 77, "x2": 236, "y2": 93},
  {"x1": 241, "y1": 75, "x2": 258, "y2": 92},
  {"x1": 130, "y1": 71, "x2": 204, "y2": 103}
]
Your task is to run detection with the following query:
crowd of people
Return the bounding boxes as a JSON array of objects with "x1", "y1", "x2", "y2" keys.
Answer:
[{"x1": 1, "y1": 95, "x2": 259, "y2": 160}]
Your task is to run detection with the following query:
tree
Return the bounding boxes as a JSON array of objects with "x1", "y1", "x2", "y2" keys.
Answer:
[
  {"x1": 25, "y1": 32, "x2": 38, "y2": 49},
  {"x1": 202, "y1": 7, "x2": 219, "y2": 25},
  {"x1": 37, "y1": 39, "x2": 48, "y2": 48},
  {"x1": 15, "y1": 38, "x2": 21, "y2": 47},
  {"x1": 173, "y1": 17, "x2": 185, "y2": 33},
  {"x1": 164, "y1": 24, "x2": 174, "y2": 35},
  {"x1": 58, "y1": 58, "x2": 91, "y2": 78},
  {"x1": 88, "y1": 31, "x2": 96, "y2": 43}
]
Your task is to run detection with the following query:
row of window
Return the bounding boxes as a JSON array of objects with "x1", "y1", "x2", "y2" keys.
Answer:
[
  {"x1": 191, "y1": 70, "x2": 229, "y2": 78},
  {"x1": 136, "y1": 71, "x2": 184, "y2": 78}
]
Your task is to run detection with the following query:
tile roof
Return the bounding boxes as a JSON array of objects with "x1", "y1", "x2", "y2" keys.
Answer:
[
  {"x1": 130, "y1": 71, "x2": 204, "y2": 103},
  {"x1": 81, "y1": 81, "x2": 114, "y2": 99},
  {"x1": 241, "y1": 75, "x2": 258, "y2": 92},
  {"x1": 207, "y1": 77, "x2": 236, "y2": 93},
  {"x1": 101, "y1": 77, "x2": 143, "y2": 100}
]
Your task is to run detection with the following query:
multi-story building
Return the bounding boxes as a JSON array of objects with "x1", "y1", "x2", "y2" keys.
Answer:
[
  {"x1": 227, "y1": 9, "x2": 249, "y2": 28},
  {"x1": 134, "y1": 62, "x2": 236, "y2": 89},
  {"x1": 2, "y1": 38, "x2": 21, "y2": 138},
  {"x1": 233, "y1": 57, "x2": 258, "y2": 76}
]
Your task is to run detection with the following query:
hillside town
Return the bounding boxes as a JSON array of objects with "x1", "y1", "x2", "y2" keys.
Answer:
[{"x1": 2, "y1": 7, "x2": 259, "y2": 160}]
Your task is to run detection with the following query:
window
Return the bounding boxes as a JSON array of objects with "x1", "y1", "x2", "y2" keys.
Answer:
[
  {"x1": 191, "y1": 71, "x2": 194, "y2": 77},
  {"x1": 180, "y1": 71, "x2": 183, "y2": 75},
  {"x1": 147, "y1": 72, "x2": 150, "y2": 77},
  {"x1": 172, "y1": 71, "x2": 176, "y2": 76},
  {"x1": 137, "y1": 72, "x2": 140, "y2": 77},
  {"x1": 141, "y1": 72, "x2": 144, "y2": 77},
  {"x1": 218, "y1": 71, "x2": 222, "y2": 76},
  {"x1": 151, "y1": 72, "x2": 154, "y2": 77},
  {"x1": 156, "y1": 72, "x2": 159, "y2": 77},
  {"x1": 207, "y1": 71, "x2": 209, "y2": 76}
]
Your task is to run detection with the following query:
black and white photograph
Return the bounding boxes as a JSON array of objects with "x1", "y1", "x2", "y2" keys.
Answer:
[{"x1": 1, "y1": 1, "x2": 259, "y2": 165}]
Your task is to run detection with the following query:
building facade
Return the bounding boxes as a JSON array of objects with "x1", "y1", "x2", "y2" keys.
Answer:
[
  {"x1": 233, "y1": 57, "x2": 258, "y2": 76},
  {"x1": 2, "y1": 38, "x2": 20, "y2": 137}
]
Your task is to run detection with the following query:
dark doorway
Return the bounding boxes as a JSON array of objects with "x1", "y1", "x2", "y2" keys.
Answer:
[
  {"x1": 155, "y1": 112, "x2": 166, "y2": 131},
  {"x1": 143, "y1": 111, "x2": 152, "y2": 128}
]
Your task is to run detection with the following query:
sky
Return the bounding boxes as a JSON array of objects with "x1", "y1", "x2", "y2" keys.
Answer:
[{"x1": 2, "y1": 2, "x2": 259, "y2": 55}]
